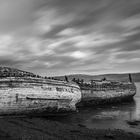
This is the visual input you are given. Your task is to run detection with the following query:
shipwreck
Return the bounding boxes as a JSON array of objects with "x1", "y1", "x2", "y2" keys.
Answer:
[
  {"x1": 73, "y1": 75, "x2": 136, "y2": 107},
  {"x1": 0, "y1": 67, "x2": 81, "y2": 115}
]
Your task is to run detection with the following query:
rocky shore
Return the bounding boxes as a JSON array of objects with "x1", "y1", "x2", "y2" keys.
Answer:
[{"x1": 0, "y1": 116, "x2": 139, "y2": 140}]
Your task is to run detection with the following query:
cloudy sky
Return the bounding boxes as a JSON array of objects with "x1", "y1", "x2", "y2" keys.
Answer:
[{"x1": 0, "y1": 0, "x2": 140, "y2": 76}]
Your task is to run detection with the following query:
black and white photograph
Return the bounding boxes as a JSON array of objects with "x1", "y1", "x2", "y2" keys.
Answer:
[{"x1": 0, "y1": 0, "x2": 140, "y2": 139}]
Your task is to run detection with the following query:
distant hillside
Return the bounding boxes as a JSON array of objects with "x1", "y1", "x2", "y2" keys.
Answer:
[
  {"x1": 1, "y1": 66, "x2": 140, "y2": 82},
  {"x1": 54, "y1": 73, "x2": 140, "y2": 83},
  {"x1": 0, "y1": 66, "x2": 41, "y2": 78}
]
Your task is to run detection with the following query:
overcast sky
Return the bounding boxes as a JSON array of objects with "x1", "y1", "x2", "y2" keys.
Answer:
[{"x1": 0, "y1": 0, "x2": 140, "y2": 76}]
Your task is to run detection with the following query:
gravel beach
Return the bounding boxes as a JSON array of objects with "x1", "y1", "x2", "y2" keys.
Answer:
[{"x1": 0, "y1": 117, "x2": 140, "y2": 140}]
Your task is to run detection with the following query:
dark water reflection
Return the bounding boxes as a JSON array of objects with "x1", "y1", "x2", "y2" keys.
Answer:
[{"x1": 48, "y1": 83, "x2": 140, "y2": 133}]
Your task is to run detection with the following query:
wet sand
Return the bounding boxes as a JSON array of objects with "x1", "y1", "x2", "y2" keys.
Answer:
[{"x1": 0, "y1": 117, "x2": 140, "y2": 140}]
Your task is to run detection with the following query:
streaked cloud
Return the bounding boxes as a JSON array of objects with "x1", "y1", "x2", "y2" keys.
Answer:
[{"x1": 0, "y1": 0, "x2": 140, "y2": 76}]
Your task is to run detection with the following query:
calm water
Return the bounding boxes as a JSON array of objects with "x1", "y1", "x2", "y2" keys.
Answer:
[{"x1": 51, "y1": 82, "x2": 140, "y2": 134}]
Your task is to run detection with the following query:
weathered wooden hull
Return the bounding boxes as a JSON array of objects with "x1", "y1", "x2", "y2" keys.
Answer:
[
  {"x1": 0, "y1": 77, "x2": 81, "y2": 115},
  {"x1": 77, "y1": 83, "x2": 136, "y2": 107}
]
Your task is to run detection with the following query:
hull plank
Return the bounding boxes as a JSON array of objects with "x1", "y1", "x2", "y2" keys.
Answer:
[
  {"x1": 77, "y1": 82, "x2": 136, "y2": 107},
  {"x1": 0, "y1": 77, "x2": 81, "y2": 115}
]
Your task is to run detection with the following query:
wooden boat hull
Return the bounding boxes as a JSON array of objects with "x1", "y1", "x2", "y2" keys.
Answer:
[
  {"x1": 0, "y1": 77, "x2": 81, "y2": 115},
  {"x1": 77, "y1": 83, "x2": 136, "y2": 107}
]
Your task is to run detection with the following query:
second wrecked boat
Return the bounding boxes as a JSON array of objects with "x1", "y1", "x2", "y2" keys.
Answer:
[{"x1": 76, "y1": 79, "x2": 136, "y2": 107}]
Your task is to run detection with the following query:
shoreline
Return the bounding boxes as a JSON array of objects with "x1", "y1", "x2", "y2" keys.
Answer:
[{"x1": 0, "y1": 117, "x2": 140, "y2": 140}]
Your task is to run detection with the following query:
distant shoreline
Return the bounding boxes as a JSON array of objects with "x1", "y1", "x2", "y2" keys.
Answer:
[{"x1": 54, "y1": 73, "x2": 140, "y2": 83}]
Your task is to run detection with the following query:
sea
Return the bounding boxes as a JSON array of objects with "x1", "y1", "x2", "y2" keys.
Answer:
[{"x1": 51, "y1": 82, "x2": 140, "y2": 134}]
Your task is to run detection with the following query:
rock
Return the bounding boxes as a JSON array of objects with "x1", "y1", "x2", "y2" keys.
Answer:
[
  {"x1": 127, "y1": 121, "x2": 139, "y2": 126},
  {"x1": 78, "y1": 124, "x2": 86, "y2": 128},
  {"x1": 104, "y1": 133, "x2": 114, "y2": 139}
]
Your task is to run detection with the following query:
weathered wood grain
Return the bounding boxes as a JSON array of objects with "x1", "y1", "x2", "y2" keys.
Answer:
[{"x1": 0, "y1": 77, "x2": 81, "y2": 115}]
